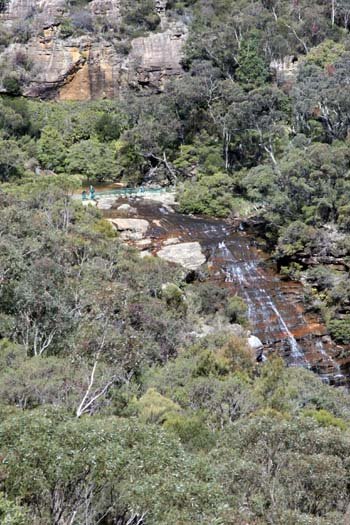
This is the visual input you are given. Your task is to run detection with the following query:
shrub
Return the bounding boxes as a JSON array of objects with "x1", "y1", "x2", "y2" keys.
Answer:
[
  {"x1": 59, "y1": 18, "x2": 75, "y2": 38},
  {"x1": 277, "y1": 221, "x2": 318, "y2": 258},
  {"x1": 95, "y1": 113, "x2": 124, "y2": 141},
  {"x1": 122, "y1": 0, "x2": 160, "y2": 31},
  {"x1": 178, "y1": 172, "x2": 236, "y2": 217},
  {"x1": 0, "y1": 0, "x2": 9, "y2": 13},
  {"x1": 328, "y1": 318, "x2": 350, "y2": 344},
  {"x1": 134, "y1": 388, "x2": 181, "y2": 423},
  {"x1": 280, "y1": 262, "x2": 303, "y2": 281},
  {"x1": 194, "y1": 283, "x2": 229, "y2": 315},
  {"x1": 225, "y1": 296, "x2": 248, "y2": 325},
  {"x1": 338, "y1": 204, "x2": 350, "y2": 232},
  {"x1": 164, "y1": 413, "x2": 216, "y2": 450},
  {"x1": 161, "y1": 283, "x2": 187, "y2": 312},
  {"x1": 236, "y1": 32, "x2": 270, "y2": 87},
  {"x1": 3, "y1": 77, "x2": 21, "y2": 96},
  {"x1": 302, "y1": 409, "x2": 347, "y2": 431},
  {"x1": 306, "y1": 266, "x2": 334, "y2": 291},
  {"x1": 65, "y1": 139, "x2": 120, "y2": 180},
  {"x1": 217, "y1": 335, "x2": 256, "y2": 374},
  {"x1": 192, "y1": 349, "x2": 229, "y2": 378},
  {"x1": 305, "y1": 39, "x2": 346, "y2": 68},
  {"x1": 71, "y1": 9, "x2": 94, "y2": 32},
  {"x1": 0, "y1": 493, "x2": 27, "y2": 525}
]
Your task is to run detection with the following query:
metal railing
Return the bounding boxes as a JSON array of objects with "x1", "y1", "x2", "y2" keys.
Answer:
[{"x1": 82, "y1": 187, "x2": 174, "y2": 200}]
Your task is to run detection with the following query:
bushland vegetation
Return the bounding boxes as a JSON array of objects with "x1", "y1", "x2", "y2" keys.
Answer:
[
  {"x1": 2, "y1": 1, "x2": 350, "y2": 522},
  {"x1": 0, "y1": 182, "x2": 350, "y2": 524},
  {"x1": 0, "y1": 1, "x2": 350, "y2": 337}
]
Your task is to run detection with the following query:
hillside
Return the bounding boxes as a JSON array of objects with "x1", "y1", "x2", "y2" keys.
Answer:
[
  {"x1": 0, "y1": 0, "x2": 187, "y2": 98},
  {"x1": 2, "y1": 1, "x2": 350, "y2": 524}
]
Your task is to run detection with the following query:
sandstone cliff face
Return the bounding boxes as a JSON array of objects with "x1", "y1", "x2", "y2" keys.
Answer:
[
  {"x1": 270, "y1": 55, "x2": 299, "y2": 87},
  {"x1": 3, "y1": 0, "x2": 65, "y2": 24},
  {"x1": 89, "y1": 0, "x2": 120, "y2": 18},
  {"x1": 0, "y1": 0, "x2": 187, "y2": 100}
]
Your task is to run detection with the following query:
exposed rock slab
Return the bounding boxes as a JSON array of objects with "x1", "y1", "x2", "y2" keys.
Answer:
[
  {"x1": 117, "y1": 204, "x2": 137, "y2": 215},
  {"x1": 157, "y1": 242, "x2": 206, "y2": 270},
  {"x1": 163, "y1": 237, "x2": 180, "y2": 246},
  {"x1": 248, "y1": 335, "x2": 263, "y2": 351},
  {"x1": 82, "y1": 200, "x2": 97, "y2": 207},
  {"x1": 270, "y1": 55, "x2": 298, "y2": 86},
  {"x1": 139, "y1": 250, "x2": 152, "y2": 258},
  {"x1": 144, "y1": 192, "x2": 177, "y2": 206},
  {"x1": 97, "y1": 197, "x2": 116, "y2": 210},
  {"x1": 129, "y1": 26, "x2": 187, "y2": 90},
  {"x1": 3, "y1": 0, "x2": 65, "y2": 23},
  {"x1": 107, "y1": 218, "x2": 149, "y2": 240}
]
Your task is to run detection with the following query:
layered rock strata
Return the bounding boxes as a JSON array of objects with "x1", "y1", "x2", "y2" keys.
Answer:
[{"x1": 0, "y1": 0, "x2": 187, "y2": 99}]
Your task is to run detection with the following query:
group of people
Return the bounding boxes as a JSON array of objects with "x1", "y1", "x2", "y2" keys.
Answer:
[
  {"x1": 82, "y1": 185, "x2": 95, "y2": 201},
  {"x1": 81, "y1": 185, "x2": 148, "y2": 201}
]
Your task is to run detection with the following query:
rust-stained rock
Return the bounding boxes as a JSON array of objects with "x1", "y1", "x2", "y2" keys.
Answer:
[
  {"x1": 0, "y1": 0, "x2": 187, "y2": 100},
  {"x1": 23, "y1": 34, "x2": 91, "y2": 98}
]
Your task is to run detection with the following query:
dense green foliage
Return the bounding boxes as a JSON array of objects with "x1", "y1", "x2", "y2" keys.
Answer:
[
  {"x1": 0, "y1": 184, "x2": 349, "y2": 524},
  {"x1": 0, "y1": 0, "x2": 349, "y2": 327}
]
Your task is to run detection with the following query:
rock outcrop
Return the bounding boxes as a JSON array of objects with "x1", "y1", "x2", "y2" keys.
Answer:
[
  {"x1": 90, "y1": 0, "x2": 120, "y2": 18},
  {"x1": 0, "y1": 0, "x2": 187, "y2": 99},
  {"x1": 248, "y1": 335, "x2": 263, "y2": 351},
  {"x1": 107, "y1": 218, "x2": 150, "y2": 240},
  {"x1": 157, "y1": 242, "x2": 206, "y2": 270},
  {"x1": 3, "y1": 0, "x2": 65, "y2": 23},
  {"x1": 270, "y1": 55, "x2": 299, "y2": 87}
]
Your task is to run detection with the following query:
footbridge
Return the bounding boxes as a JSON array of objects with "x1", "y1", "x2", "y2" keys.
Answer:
[{"x1": 82, "y1": 187, "x2": 173, "y2": 200}]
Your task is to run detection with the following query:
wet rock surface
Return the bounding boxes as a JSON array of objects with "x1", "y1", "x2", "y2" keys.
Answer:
[{"x1": 102, "y1": 196, "x2": 350, "y2": 386}]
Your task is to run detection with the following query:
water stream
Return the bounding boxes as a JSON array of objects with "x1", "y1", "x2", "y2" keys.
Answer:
[{"x1": 103, "y1": 196, "x2": 348, "y2": 385}]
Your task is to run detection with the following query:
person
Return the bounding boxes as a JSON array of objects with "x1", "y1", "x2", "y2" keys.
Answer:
[
  {"x1": 82, "y1": 190, "x2": 87, "y2": 201},
  {"x1": 89, "y1": 185, "x2": 96, "y2": 200}
]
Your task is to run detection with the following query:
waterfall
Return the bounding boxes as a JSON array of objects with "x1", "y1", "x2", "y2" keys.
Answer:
[
  {"x1": 264, "y1": 295, "x2": 305, "y2": 362},
  {"x1": 217, "y1": 241, "x2": 307, "y2": 366},
  {"x1": 315, "y1": 340, "x2": 344, "y2": 382},
  {"x1": 104, "y1": 196, "x2": 346, "y2": 383}
]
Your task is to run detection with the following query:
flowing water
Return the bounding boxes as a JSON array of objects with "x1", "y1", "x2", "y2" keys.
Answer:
[{"x1": 103, "y1": 196, "x2": 349, "y2": 385}]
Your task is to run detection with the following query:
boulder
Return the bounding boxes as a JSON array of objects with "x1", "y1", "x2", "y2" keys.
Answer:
[
  {"x1": 117, "y1": 203, "x2": 137, "y2": 214},
  {"x1": 97, "y1": 197, "x2": 116, "y2": 210},
  {"x1": 135, "y1": 239, "x2": 152, "y2": 249},
  {"x1": 107, "y1": 218, "x2": 149, "y2": 240},
  {"x1": 140, "y1": 250, "x2": 152, "y2": 258},
  {"x1": 248, "y1": 335, "x2": 265, "y2": 362},
  {"x1": 162, "y1": 237, "x2": 180, "y2": 246},
  {"x1": 82, "y1": 200, "x2": 97, "y2": 207},
  {"x1": 157, "y1": 241, "x2": 206, "y2": 270},
  {"x1": 248, "y1": 335, "x2": 263, "y2": 350}
]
